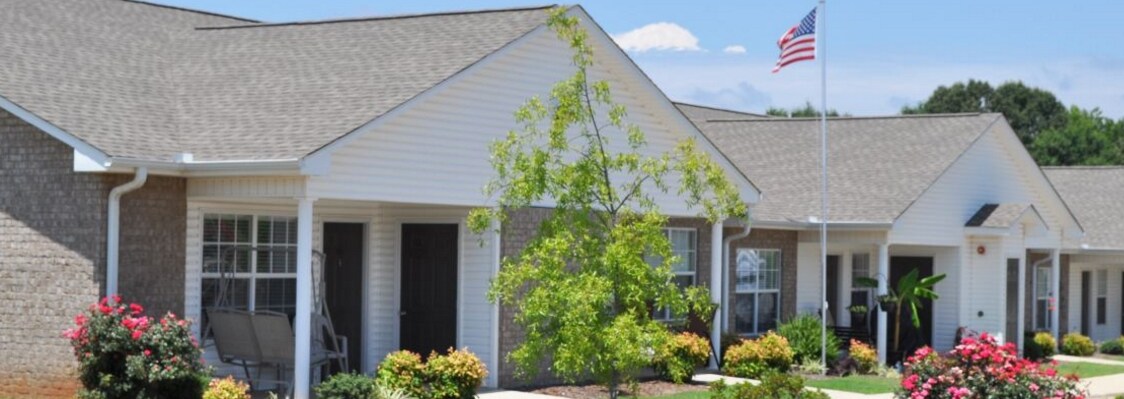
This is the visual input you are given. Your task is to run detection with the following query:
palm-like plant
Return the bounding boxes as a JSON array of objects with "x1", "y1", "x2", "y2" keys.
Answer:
[{"x1": 857, "y1": 269, "x2": 946, "y2": 355}]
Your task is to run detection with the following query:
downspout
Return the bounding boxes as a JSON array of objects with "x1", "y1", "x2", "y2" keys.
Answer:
[
  {"x1": 721, "y1": 215, "x2": 754, "y2": 336},
  {"x1": 106, "y1": 167, "x2": 148, "y2": 297}
]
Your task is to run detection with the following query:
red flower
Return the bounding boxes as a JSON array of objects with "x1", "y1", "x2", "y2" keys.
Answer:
[
  {"x1": 129, "y1": 303, "x2": 144, "y2": 316},
  {"x1": 131, "y1": 330, "x2": 143, "y2": 341}
]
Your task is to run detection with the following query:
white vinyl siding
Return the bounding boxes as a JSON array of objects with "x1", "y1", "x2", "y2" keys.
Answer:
[
  {"x1": 890, "y1": 127, "x2": 1074, "y2": 247},
  {"x1": 305, "y1": 23, "x2": 753, "y2": 216},
  {"x1": 734, "y1": 249, "x2": 781, "y2": 335}
]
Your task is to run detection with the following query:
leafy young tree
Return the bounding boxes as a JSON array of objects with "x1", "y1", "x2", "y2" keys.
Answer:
[
  {"x1": 1031, "y1": 107, "x2": 1124, "y2": 166},
  {"x1": 467, "y1": 8, "x2": 746, "y2": 399},
  {"x1": 765, "y1": 101, "x2": 841, "y2": 118},
  {"x1": 858, "y1": 270, "x2": 945, "y2": 358}
]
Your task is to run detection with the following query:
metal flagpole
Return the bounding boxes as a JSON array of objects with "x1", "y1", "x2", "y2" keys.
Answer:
[{"x1": 818, "y1": 0, "x2": 829, "y2": 374}]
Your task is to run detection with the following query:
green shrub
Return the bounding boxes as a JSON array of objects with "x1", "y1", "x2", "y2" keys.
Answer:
[
  {"x1": 777, "y1": 314, "x2": 841, "y2": 365},
  {"x1": 1100, "y1": 337, "x2": 1124, "y2": 355},
  {"x1": 1062, "y1": 332, "x2": 1096, "y2": 356},
  {"x1": 316, "y1": 372, "x2": 378, "y2": 399},
  {"x1": 376, "y1": 350, "x2": 426, "y2": 398},
  {"x1": 424, "y1": 348, "x2": 488, "y2": 399},
  {"x1": 720, "y1": 332, "x2": 747, "y2": 364},
  {"x1": 722, "y1": 332, "x2": 793, "y2": 378},
  {"x1": 709, "y1": 373, "x2": 829, "y2": 399},
  {"x1": 203, "y1": 377, "x2": 250, "y2": 399},
  {"x1": 1025, "y1": 332, "x2": 1057, "y2": 360},
  {"x1": 65, "y1": 296, "x2": 209, "y2": 399},
  {"x1": 654, "y1": 332, "x2": 712, "y2": 383},
  {"x1": 848, "y1": 339, "x2": 878, "y2": 374}
]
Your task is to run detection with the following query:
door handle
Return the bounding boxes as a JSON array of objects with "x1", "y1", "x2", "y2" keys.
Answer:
[{"x1": 400, "y1": 311, "x2": 407, "y2": 317}]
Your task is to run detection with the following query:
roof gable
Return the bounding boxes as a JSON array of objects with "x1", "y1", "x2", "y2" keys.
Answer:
[
  {"x1": 0, "y1": 0, "x2": 551, "y2": 162},
  {"x1": 689, "y1": 111, "x2": 997, "y2": 224},
  {"x1": 1044, "y1": 167, "x2": 1124, "y2": 250}
]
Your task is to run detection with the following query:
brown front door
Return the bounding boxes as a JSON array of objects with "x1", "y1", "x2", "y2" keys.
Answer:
[
  {"x1": 400, "y1": 224, "x2": 458, "y2": 356},
  {"x1": 324, "y1": 222, "x2": 365, "y2": 373}
]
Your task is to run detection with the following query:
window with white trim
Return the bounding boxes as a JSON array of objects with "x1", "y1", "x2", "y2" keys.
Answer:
[
  {"x1": 735, "y1": 249, "x2": 781, "y2": 335},
  {"x1": 651, "y1": 228, "x2": 697, "y2": 321},
  {"x1": 1097, "y1": 269, "x2": 1108, "y2": 325},
  {"x1": 201, "y1": 214, "x2": 298, "y2": 321},
  {"x1": 1034, "y1": 265, "x2": 1052, "y2": 331},
  {"x1": 850, "y1": 253, "x2": 872, "y2": 310}
]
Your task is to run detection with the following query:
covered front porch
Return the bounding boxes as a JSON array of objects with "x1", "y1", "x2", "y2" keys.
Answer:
[{"x1": 182, "y1": 177, "x2": 501, "y2": 397}]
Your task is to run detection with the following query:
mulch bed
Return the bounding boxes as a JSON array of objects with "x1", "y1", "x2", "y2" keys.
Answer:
[{"x1": 530, "y1": 379, "x2": 708, "y2": 399}]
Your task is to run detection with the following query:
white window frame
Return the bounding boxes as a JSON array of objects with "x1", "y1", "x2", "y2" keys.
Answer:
[
  {"x1": 735, "y1": 248, "x2": 782, "y2": 335},
  {"x1": 1034, "y1": 264, "x2": 1052, "y2": 331},
  {"x1": 201, "y1": 213, "x2": 298, "y2": 315},
  {"x1": 1097, "y1": 269, "x2": 1108, "y2": 325},
  {"x1": 850, "y1": 253, "x2": 873, "y2": 308},
  {"x1": 652, "y1": 228, "x2": 697, "y2": 321}
]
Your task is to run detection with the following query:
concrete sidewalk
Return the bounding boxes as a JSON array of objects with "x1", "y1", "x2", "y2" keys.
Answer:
[
  {"x1": 1052, "y1": 355, "x2": 1124, "y2": 397},
  {"x1": 693, "y1": 374, "x2": 893, "y2": 399}
]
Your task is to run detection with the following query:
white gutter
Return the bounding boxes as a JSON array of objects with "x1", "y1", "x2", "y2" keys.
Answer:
[
  {"x1": 721, "y1": 216, "x2": 754, "y2": 337},
  {"x1": 105, "y1": 167, "x2": 148, "y2": 297}
]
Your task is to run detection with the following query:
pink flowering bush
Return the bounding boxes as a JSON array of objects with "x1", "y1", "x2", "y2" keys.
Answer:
[
  {"x1": 64, "y1": 296, "x2": 209, "y2": 399},
  {"x1": 898, "y1": 332, "x2": 1085, "y2": 399}
]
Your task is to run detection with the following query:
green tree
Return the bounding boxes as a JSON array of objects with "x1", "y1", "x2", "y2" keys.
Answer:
[
  {"x1": 901, "y1": 79, "x2": 993, "y2": 115},
  {"x1": 902, "y1": 80, "x2": 1066, "y2": 146},
  {"x1": 1031, "y1": 107, "x2": 1124, "y2": 166},
  {"x1": 766, "y1": 101, "x2": 841, "y2": 118},
  {"x1": 467, "y1": 8, "x2": 746, "y2": 399}
]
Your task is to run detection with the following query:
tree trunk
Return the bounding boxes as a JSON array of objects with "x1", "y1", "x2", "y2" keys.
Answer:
[{"x1": 894, "y1": 303, "x2": 903, "y2": 356}]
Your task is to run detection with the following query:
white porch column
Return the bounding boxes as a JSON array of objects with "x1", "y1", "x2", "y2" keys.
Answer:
[
  {"x1": 876, "y1": 242, "x2": 890, "y2": 364},
  {"x1": 1017, "y1": 255, "x2": 1027, "y2": 355},
  {"x1": 1051, "y1": 248, "x2": 1061, "y2": 340},
  {"x1": 294, "y1": 197, "x2": 317, "y2": 399},
  {"x1": 709, "y1": 221, "x2": 725, "y2": 369}
]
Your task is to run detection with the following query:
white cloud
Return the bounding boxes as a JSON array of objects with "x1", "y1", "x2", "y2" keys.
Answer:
[
  {"x1": 723, "y1": 45, "x2": 747, "y2": 54},
  {"x1": 612, "y1": 22, "x2": 701, "y2": 53}
]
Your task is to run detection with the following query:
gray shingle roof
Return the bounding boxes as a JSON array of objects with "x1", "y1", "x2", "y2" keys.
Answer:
[
  {"x1": 682, "y1": 107, "x2": 1001, "y2": 224},
  {"x1": 0, "y1": 0, "x2": 552, "y2": 161},
  {"x1": 674, "y1": 102, "x2": 768, "y2": 121},
  {"x1": 1042, "y1": 167, "x2": 1124, "y2": 250},
  {"x1": 965, "y1": 203, "x2": 1032, "y2": 228}
]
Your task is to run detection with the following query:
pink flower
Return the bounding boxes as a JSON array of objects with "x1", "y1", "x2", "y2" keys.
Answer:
[
  {"x1": 1030, "y1": 383, "x2": 1039, "y2": 392},
  {"x1": 131, "y1": 330, "x2": 143, "y2": 341},
  {"x1": 129, "y1": 303, "x2": 144, "y2": 315},
  {"x1": 143, "y1": 349, "x2": 152, "y2": 357}
]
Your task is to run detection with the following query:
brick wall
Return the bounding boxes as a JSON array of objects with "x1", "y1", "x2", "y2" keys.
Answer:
[
  {"x1": 113, "y1": 175, "x2": 186, "y2": 318},
  {"x1": 0, "y1": 108, "x2": 186, "y2": 397},
  {"x1": 724, "y1": 228, "x2": 800, "y2": 331}
]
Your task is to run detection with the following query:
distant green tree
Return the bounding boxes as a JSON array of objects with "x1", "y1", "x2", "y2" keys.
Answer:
[
  {"x1": 902, "y1": 80, "x2": 1066, "y2": 146},
  {"x1": 1031, "y1": 107, "x2": 1124, "y2": 166},
  {"x1": 901, "y1": 79, "x2": 994, "y2": 114},
  {"x1": 766, "y1": 101, "x2": 841, "y2": 118}
]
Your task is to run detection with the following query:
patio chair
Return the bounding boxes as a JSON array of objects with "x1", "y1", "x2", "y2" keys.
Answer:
[
  {"x1": 311, "y1": 313, "x2": 349, "y2": 372},
  {"x1": 207, "y1": 308, "x2": 262, "y2": 383}
]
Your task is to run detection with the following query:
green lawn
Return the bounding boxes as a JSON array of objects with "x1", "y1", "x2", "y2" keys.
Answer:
[
  {"x1": 804, "y1": 375, "x2": 900, "y2": 394},
  {"x1": 1053, "y1": 361, "x2": 1124, "y2": 378},
  {"x1": 638, "y1": 391, "x2": 710, "y2": 399}
]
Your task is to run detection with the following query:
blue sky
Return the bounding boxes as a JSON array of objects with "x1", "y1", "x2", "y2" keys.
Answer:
[{"x1": 153, "y1": 0, "x2": 1124, "y2": 116}]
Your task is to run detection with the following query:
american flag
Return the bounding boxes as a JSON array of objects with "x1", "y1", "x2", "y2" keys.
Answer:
[{"x1": 772, "y1": 8, "x2": 817, "y2": 73}]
